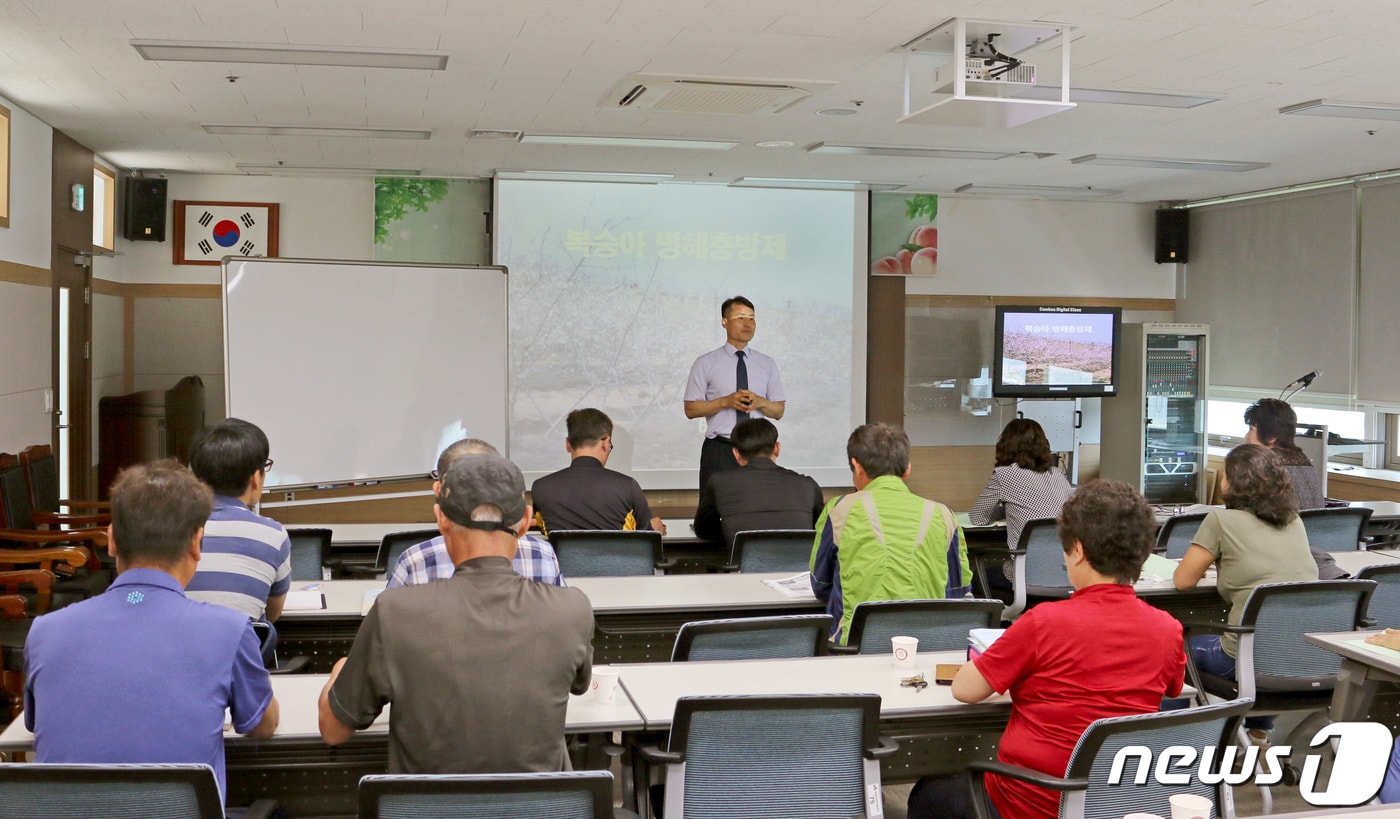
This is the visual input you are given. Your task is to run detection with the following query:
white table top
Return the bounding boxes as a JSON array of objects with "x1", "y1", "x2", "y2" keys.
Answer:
[
  {"x1": 0, "y1": 671, "x2": 643, "y2": 752},
  {"x1": 1304, "y1": 630, "x2": 1400, "y2": 677},
  {"x1": 616, "y1": 651, "x2": 1006, "y2": 730},
  {"x1": 570, "y1": 572, "x2": 818, "y2": 613},
  {"x1": 1348, "y1": 501, "x2": 1400, "y2": 521},
  {"x1": 1332, "y1": 549, "x2": 1400, "y2": 575},
  {"x1": 292, "y1": 520, "x2": 711, "y2": 547},
  {"x1": 279, "y1": 579, "x2": 386, "y2": 619}
]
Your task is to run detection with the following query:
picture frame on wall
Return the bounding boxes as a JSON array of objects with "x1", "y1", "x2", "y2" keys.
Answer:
[{"x1": 173, "y1": 200, "x2": 280, "y2": 265}]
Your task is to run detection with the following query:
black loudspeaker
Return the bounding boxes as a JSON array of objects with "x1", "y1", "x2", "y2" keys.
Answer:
[
  {"x1": 1154, "y1": 208, "x2": 1189, "y2": 264},
  {"x1": 123, "y1": 177, "x2": 167, "y2": 242}
]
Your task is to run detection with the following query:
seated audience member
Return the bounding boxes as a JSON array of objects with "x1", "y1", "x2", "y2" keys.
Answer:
[
  {"x1": 319, "y1": 453, "x2": 593, "y2": 773},
  {"x1": 530, "y1": 407, "x2": 666, "y2": 534},
  {"x1": 25, "y1": 460, "x2": 278, "y2": 802},
  {"x1": 1370, "y1": 629, "x2": 1400, "y2": 802},
  {"x1": 387, "y1": 438, "x2": 563, "y2": 588},
  {"x1": 1245, "y1": 398, "x2": 1324, "y2": 509},
  {"x1": 810, "y1": 423, "x2": 970, "y2": 644},
  {"x1": 692, "y1": 417, "x2": 825, "y2": 548},
  {"x1": 1174, "y1": 443, "x2": 1317, "y2": 742},
  {"x1": 968, "y1": 418, "x2": 1074, "y2": 592},
  {"x1": 908, "y1": 479, "x2": 1185, "y2": 819},
  {"x1": 184, "y1": 419, "x2": 292, "y2": 662}
]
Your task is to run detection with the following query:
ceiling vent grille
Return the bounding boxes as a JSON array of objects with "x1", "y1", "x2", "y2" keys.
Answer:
[
  {"x1": 609, "y1": 74, "x2": 830, "y2": 115},
  {"x1": 469, "y1": 129, "x2": 523, "y2": 140}
]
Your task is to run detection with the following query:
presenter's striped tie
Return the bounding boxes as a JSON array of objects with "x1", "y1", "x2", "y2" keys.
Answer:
[{"x1": 736, "y1": 349, "x2": 748, "y2": 424}]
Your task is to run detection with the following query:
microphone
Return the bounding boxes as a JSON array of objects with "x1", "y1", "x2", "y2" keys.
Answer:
[
  {"x1": 1296, "y1": 370, "x2": 1320, "y2": 387},
  {"x1": 1279, "y1": 370, "x2": 1320, "y2": 399}
]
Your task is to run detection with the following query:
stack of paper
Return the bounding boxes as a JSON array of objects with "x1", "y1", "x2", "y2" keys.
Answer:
[
  {"x1": 282, "y1": 590, "x2": 325, "y2": 611},
  {"x1": 361, "y1": 588, "x2": 384, "y2": 615},
  {"x1": 761, "y1": 573, "x2": 814, "y2": 598},
  {"x1": 969, "y1": 628, "x2": 1006, "y2": 655}
]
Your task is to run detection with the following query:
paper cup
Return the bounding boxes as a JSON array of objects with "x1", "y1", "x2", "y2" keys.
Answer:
[
  {"x1": 590, "y1": 666, "x2": 620, "y2": 704},
  {"x1": 1123, "y1": 814, "x2": 1165, "y2": 819},
  {"x1": 891, "y1": 636, "x2": 919, "y2": 667},
  {"x1": 1168, "y1": 792, "x2": 1211, "y2": 819}
]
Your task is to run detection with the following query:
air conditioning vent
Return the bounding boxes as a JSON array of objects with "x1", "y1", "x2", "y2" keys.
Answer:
[
  {"x1": 469, "y1": 129, "x2": 523, "y2": 141},
  {"x1": 608, "y1": 73, "x2": 833, "y2": 115}
]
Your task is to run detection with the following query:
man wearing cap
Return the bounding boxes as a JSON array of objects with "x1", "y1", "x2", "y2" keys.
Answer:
[{"x1": 318, "y1": 453, "x2": 593, "y2": 773}]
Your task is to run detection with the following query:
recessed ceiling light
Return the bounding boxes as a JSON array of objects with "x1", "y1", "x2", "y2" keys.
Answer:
[
  {"x1": 518, "y1": 134, "x2": 737, "y2": 150},
  {"x1": 469, "y1": 129, "x2": 524, "y2": 141},
  {"x1": 132, "y1": 40, "x2": 448, "y2": 70},
  {"x1": 807, "y1": 142, "x2": 1017, "y2": 160},
  {"x1": 816, "y1": 108, "x2": 859, "y2": 117},
  {"x1": 1279, "y1": 99, "x2": 1400, "y2": 121},
  {"x1": 1070, "y1": 154, "x2": 1269, "y2": 172},
  {"x1": 203, "y1": 124, "x2": 431, "y2": 139},
  {"x1": 955, "y1": 184, "x2": 1121, "y2": 199},
  {"x1": 756, "y1": 141, "x2": 796, "y2": 149},
  {"x1": 235, "y1": 163, "x2": 421, "y2": 176},
  {"x1": 731, "y1": 177, "x2": 904, "y2": 191},
  {"x1": 1010, "y1": 86, "x2": 1220, "y2": 109}
]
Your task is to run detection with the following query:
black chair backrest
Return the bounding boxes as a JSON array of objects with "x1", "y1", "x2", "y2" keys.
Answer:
[
  {"x1": 358, "y1": 771, "x2": 615, "y2": 819},
  {"x1": 548, "y1": 529, "x2": 663, "y2": 577},
  {"x1": 18, "y1": 446, "x2": 59, "y2": 515},
  {"x1": 1357, "y1": 563, "x2": 1400, "y2": 628},
  {"x1": 846, "y1": 598, "x2": 1003, "y2": 654},
  {"x1": 0, "y1": 455, "x2": 34, "y2": 530},
  {"x1": 378, "y1": 530, "x2": 439, "y2": 573},
  {"x1": 672, "y1": 614, "x2": 832, "y2": 661},
  {"x1": 286, "y1": 527, "x2": 332, "y2": 581},
  {"x1": 1241, "y1": 579, "x2": 1376, "y2": 691},
  {"x1": 0, "y1": 762, "x2": 226, "y2": 819},
  {"x1": 1061, "y1": 698, "x2": 1254, "y2": 819},
  {"x1": 1299, "y1": 507, "x2": 1372, "y2": 552},
  {"x1": 1155, "y1": 512, "x2": 1208, "y2": 559},
  {"x1": 729, "y1": 529, "x2": 816, "y2": 573}
]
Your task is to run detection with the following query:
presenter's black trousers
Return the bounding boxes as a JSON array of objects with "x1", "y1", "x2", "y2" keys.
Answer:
[{"x1": 699, "y1": 436, "x2": 740, "y2": 493}]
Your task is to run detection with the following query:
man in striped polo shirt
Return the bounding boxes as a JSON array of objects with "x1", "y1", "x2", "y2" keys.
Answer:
[{"x1": 185, "y1": 418, "x2": 292, "y2": 663}]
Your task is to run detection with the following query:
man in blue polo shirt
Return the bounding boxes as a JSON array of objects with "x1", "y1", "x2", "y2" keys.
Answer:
[
  {"x1": 24, "y1": 460, "x2": 278, "y2": 800},
  {"x1": 185, "y1": 418, "x2": 292, "y2": 661}
]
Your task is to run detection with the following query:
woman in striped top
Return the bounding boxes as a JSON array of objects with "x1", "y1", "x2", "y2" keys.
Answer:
[{"x1": 970, "y1": 418, "x2": 1074, "y2": 589}]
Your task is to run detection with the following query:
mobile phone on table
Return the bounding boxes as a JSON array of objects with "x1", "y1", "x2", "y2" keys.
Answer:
[{"x1": 934, "y1": 663, "x2": 961, "y2": 685}]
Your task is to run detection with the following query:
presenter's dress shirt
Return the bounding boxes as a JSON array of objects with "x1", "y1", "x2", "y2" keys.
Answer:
[
  {"x1": 24, "y1": 568, "x2": 274, "y2": 800},
  {"x1": 531, "y1": 456, "x2": 656, "y2": 534},
  {"x1": 692, "y1": 457, "x2": 825, "y2": 548},
  {"x1": 684, "y1": 343, "x2": 785, "y2": 439},
  {"x1": 386, "y1": 534, "x2": 565, "y2": 588},
  {"x1": 186, "y1": 494, "x2": 292, "y2": 620}
]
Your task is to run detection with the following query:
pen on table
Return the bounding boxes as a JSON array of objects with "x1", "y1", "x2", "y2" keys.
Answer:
[{"x1": 301, "y1": 583, "x2": 323, "y2": 590}]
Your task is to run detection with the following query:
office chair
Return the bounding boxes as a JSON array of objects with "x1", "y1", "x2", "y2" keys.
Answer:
[
  {"x1": 16, "y1": 444, "x2": 109, "y2": 528},
  {"x1": 639, "y1": 693, "x2": 897, "y2": 819},
  {"x1": 724, "y1": 529, "x2": 816, "y2": 574},
  {"x1": 1184, "y1": 579, "x2": 1376, "y2": 813},
  {"x1": 1004, "y1": 518, "x2": 1069, "y2": 619},
  {"x1": 0, "y1": 762, "x2": 279, "y2": 819},
  {"x1": 1298, "y1": 506, "x2": 1372, "y2": 552},
  {"x1": 966, "y1": 698, "x2": 1253, "y2": 819},
  {"x1": 359, "y1": 770, "x2": 634, "y2": 819},
  {"x1": 549, "y1": 530, "x2": 673, "y2": 577},
  {"x1": 286, "y1": 527, "x2": 332, "y2": 581},
  {"x1": 1357, "y1": 563, "x2": 1400, "y2": 628},
  {"x1": 1154, "y1": 511, "x2": 1209, "y2": 559},
  {"x1": 833, "y1": 598, "x2": 1003, "y2": 655},
  {"x1": 670, "y1": 614, "x2": 832, "y2": 662},
  {"x1": 333, "y1": 529, "x2": 437, "y2": 579},
  {"x1": 250, "y1": 619, "x2": 310, "y2": 675}
]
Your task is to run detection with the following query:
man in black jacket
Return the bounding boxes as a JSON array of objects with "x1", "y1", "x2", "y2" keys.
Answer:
[{"x1": 693, "y1": 418, "x2": 825, "y2": 548}]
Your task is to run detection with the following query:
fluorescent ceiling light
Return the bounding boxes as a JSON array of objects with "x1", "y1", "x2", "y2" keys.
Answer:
[
  {"x1": 132, "y1": 40, "x2": 448, "y2": 70},
  {"x1": 203, "y1": 124, "x2": 431, "y2": 139},
  {"x1": 235, "y1": 163, "x2": 420, "y2": 176},
  {"x1": 520, "y1": 134, "x2": 737, "y2": 150},
  {"x1": 1182, "y1": 167, "x2": 1400, "y2": 209},
  {"x1": 1279, "y1": 99, "x2": 1400, "y2": 120},
  {"x1": 955, "y1": 183, "x2": 1120, "y2": 199},
  {"x1": 497, "y1": 170, "x2": 674, "y2": 184},
  {"x1": 731, "y1": 177, "x2": 904, "y2": 191},
  {"x1": 1071, "y1": 154, "x2": 1269, "y2": 172},
  {"x1": 807, "y1": 142, "x2": 1018, "y2": 160},
  {"x1": 1010, "y1": 86, "x2": 1220, "y2": 109}
]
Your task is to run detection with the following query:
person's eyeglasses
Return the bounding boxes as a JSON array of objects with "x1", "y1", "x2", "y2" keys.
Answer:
[{"x1": 263, "y1": 458, "x2": 275, "y2": 472}]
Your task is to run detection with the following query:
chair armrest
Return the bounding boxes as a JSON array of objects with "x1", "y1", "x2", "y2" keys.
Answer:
[
  {"x1": 239, "y1": 798, "x2": 282, "y2": 819},
  {"x1": 705, "y1": 563, "x2": 740, "y2": 573},
  {"x1": 637, "y1": 744, "x2": 684, "y2": 764},
  {"x1": 1360, "y1": 616, "x2": 1378, "y2": 629},
  {"x1": 864, "y1": 735, "x2": 899, "y2": 760},
  {"x1": 827, "y1": 643, "x2": 860, "y2": 655},
  {"x1": 56, "y1": 499, "x2": 110, "y2": 511},
  {"x1": 270, "y1": 655, "x2": 311, "y2": 675},
  {"x1": 967, "y1": 760, "x2": 1089, "y2": 792},
  {"x1": 0, "y1": 528, "x2": 105, "y2": 547},
  {"x1": 31, "y1": 511, "x2": 110, "y2": 528},
  {"x1": 1179, "y1": 620, "x2": 1252, "y2": 636},
  {"x1": 655, "y1": 557, "x2": 678, "y2": 572}
]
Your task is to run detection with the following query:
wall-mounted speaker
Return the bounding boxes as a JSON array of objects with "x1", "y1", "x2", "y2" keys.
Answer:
[
  {"x1": 1155, "y1": 208, "x2": 1189, "y2": 264},
  {"x1": 123, "y1": 177, "x2": 167, "y2": 242}
]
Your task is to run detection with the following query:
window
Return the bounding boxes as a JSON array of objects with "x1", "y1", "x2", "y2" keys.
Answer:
[
  {"x1": 93, "y1": 164, "x2": 115, "y2": 249},
  {"x1": 1208, "y1": 397, "x2": 1367, "y2": 463},
  {"x1": 0, "y1": 103, "x2": 9, "y2": 228}
]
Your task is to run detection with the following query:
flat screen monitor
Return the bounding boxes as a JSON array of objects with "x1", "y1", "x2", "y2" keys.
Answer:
[{"x1": 992, "y1": 305, "x2": 1121, "y2": 398}]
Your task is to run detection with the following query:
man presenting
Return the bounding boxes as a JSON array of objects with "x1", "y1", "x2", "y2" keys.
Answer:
[
  {"x1": 684, "y1": 295, "x2": 785, "y2": 492},
  {"x1": 319, "y1": 453, "x2": 593, "y2": 773},
  {"x1": 530, "y1": 408, "x2": 665, "y2": 535},
  {"x1": 810, "y1": 423, "x2": 971, "y2": 644},
  {"x1": 25, "y1": 460, "x2": 278, "y2": 802},
  {"x1": 693, "y1": 417, "x2": 825, "y2": 549}
]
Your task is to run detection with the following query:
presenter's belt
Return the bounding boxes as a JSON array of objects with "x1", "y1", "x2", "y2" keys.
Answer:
[{"x1": 707, "y1": 435, "x2": 733, "y2": 444}]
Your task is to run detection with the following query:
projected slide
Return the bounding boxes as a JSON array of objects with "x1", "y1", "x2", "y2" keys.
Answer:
[
  {"x1": 1001, "y1": 312, "x2": 1115, "y2": 385},
  {"x1": 495, "y1": 180, "x2": 861, "y2": 488}
]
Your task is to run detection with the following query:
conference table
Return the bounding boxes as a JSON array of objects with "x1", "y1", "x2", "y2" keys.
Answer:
[
  {"x1": 1303, "y1": 630, "x2": 1400, "y2": 724},
  {"x1": 0, "y1": 672, "x2": 644, "y2": 818}
]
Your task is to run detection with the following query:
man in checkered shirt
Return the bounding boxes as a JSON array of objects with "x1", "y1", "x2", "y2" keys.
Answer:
[{"x1": 386, "y1": 439, "x2": 565, "y2": 589}]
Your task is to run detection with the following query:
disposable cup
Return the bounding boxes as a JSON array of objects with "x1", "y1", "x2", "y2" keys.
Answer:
[
  {"x1": 1123, "y1": 814, "x2": 1165, "y2": 819},
  {"x1": 1168, "y1": 792, "x2": 1211, "y2": 819},
  {"x1": 590, "y1": 666, "x2": 620, "y2": 704},
  {"x1": 891, "y1": 636, "x2": 919, "y2": 667}
]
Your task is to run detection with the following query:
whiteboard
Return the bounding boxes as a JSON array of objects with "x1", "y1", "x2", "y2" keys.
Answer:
[{"x1": 223, "y1": 258, "x2": 508, "y2": 489}]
